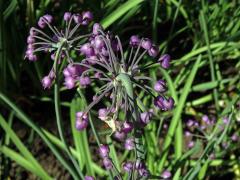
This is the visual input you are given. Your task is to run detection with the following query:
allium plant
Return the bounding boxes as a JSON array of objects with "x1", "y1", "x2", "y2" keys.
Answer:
[{"x1": 26, "y1": 11, "x2": 174, "y2": 179}]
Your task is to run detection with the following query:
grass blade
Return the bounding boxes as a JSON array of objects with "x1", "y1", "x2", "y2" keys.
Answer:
[
  {"x1": 0, "y1": 146, "x2": 48, "y2": 179},
  {"x1": 101, "y1": 0, "x2": 144, "y2": 28},
  {"x1": 0, "y1": 114, "x2": 52, "y2": 180},
  {"x1": 158, "y1": 55, "x2": 202, "y2": 172}
]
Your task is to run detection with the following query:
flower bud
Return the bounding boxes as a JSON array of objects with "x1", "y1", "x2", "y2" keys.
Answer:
[
  {"x1": 125, "y1": 138, "x2": 135, "y2": 150},
  {"x1": 64, "y1": 12, "x2": 72, "y2": 21},
  {"x1": 41, "y1": 76, "x2": 52, "y2": 89},
  {"x1": 73, "y1": 14, "x2": 82, "y2": 24},
  {"x1": 122, "y1": 161, "x2": 133, "y2": 172},
  {"x1": 64, "y1": 77, "x2": 75, "y2": 89},
  {"x1": 82, "y1": 11, "x2": 93, "y2": 25},
  {"x1": 98, "y1": 108, "x2": 108, "y2": 120},
  {"x1": 161, "y1": 170, "x2": 171, "y2": 179},
  {"x1": 130, "y1": 35, "x2": 140, "y2": 47},
  {"x1": 154, "y1": 96, "x2": 174, "y2": 111},
  {"x1": 103, "y1": 158, "x2": 113, "y2": 170},
  {"x1": 141, "y1": 38, "x2": 152, "y2": 50},
  {"x1": 154, "y1": 80, "x2": 166, "y2": 93},
  {"x1": 148, "y1": 45, "x2": 159, "y2": 57},
  {"x1": 84, "y1": 176, "x2": 95, "y2": 180},
  {"x1": 99, "y1": 144, "x2": 110, "y2": 158},
  {"x1": 92, "y1": 23, "x2": 103, "y2": 35},
  {"x1": 158, "y1": 54, "x2": 171, "y2": 69},
  {"x1": 122, "y1": 121, "x2": 133, "y2": 134}
]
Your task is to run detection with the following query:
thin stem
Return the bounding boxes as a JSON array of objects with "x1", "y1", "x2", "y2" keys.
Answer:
[
  {"x1": 132, "y1": 50, "x2": 147, "y2": 68},
  {"x1": 43, "y1": 18, "x2": 60, "y2": 38},
  {"x1": 54, "y1": 44, "x2": 84, "y2": 179},
  {"x1": 68, "y1": 24, "x2": 81, "y2": 39},
  {"x1": 77, "y1": 88, "x2": 101, "y2": 146},
  {"x1": 69, "y1": 34, "x2": 90, "y2": 44},
  {"x1": 73, "y1": 62, "x2": 111, "y2": 80},
  {"x1": 31, "y1": 27, "x2": 53, "y2": 41},
  {"x1": 33, "y1": 35, "x2": 52, "y2": 43},
  {"x1": 129, "y1": 39, "x2": 143, "y2": 69},
  {"x1": 66, "y1": 15, "x2": 74, "y2": 38}
]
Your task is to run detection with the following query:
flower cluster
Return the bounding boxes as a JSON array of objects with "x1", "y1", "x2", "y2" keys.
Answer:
[
  {"x1": 26, "y1": 11, "x2": 175, "y2": 178},
  {"x1": 25, "y1": 12, "x2": 94, "y2": 89}
]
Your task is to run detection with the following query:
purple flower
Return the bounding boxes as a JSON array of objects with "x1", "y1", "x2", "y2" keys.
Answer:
[
  {"x1": 138, "y1": 167, "x2": 149, "y2": 177},
  {"x1": 187, "y1": 119, "x2": 194, "y2": 127},
  {"x1": 63, "y1": 68, "x2": 71, "y2": 77},
  {"x1": 129, "y1": 35, "x2": 140, "y2": 47},
  {"x1": 122, "y1": 161, "x2": 133, "y2": 172},
  {"x1": 188, "y1": 141, "x2": 194, "y2": 148},
  {"x1": 92, "y1": 23, "x2": 103, "y2": 35},
  {"x1": 73, "y1": 14, "x2": 82, "y2": 24},
  {"x1": 99, "y1": 144, "x2": 110, "y2": 158},
  {"x1": 141, "y1": 38, "x2": 152, "y2": 50},
  {"x1": 140, "y1": 110, "x2": 153, "y2": 125},
  {"x1": 82, "y1": 11, "x2": 93, "y2": 25},
  {"x1": 222, "y1": 117, "x2": 229, "y2": 124},
  {"x1": 27, "y1": 36, "x2": 35, "y2": 44},
  {"x1": 38, "y1": 15, "x2": 53, "y2": 28},
  {"x1": 154, "y1": 80, "x2": 166, "y2": 93},
  {"x1": 75, "y1": 118, "x2": 88, "y2": 131},
  {"x1": 185, "y1": 131, "x2": 191, "y2": 137},
  {"x1": 148, "y1": 45, "x2": 159, "y2": 57},
  {"x1": 75, "y1": 112, "x2": 88, "y2": 131},
  {"x1": 64, "y1": 77, "x2": 75, "y2": 89},
  {"x1": 27, "y1": 54, "x2": 37, "y2": 61},
  {"x1": 29, "y1": 27, "x2": 36, "y2": 36},
  {"x1": 154, "y1": 96, "x2": 174, "y2": 111},
  {"x1": 202, "y1": 115, "x2": 210, "y2": 124},
  {"x1": 161, "y1": 170, "x2": 171, "y2": 179},
  {"x1": 122, "y1": 121, "x2": 133, "y2": 134},
  {"x1": 231, "y1": 134, "x2": 238, "y2": 141},
  {"x1": 25, "y1": 48, "x2": 33, "y2": 56},
  {"x1": 98, "y1": 108, "x2": 108, "y2": 120},
  {"x1": 194, "y1": 121, "x2": 199, "y2": 127},
  {"x1": 80, "y1": 43, "x2": 95, "y2": 57},
  {"x1": 84, "y1": 176, "x2": 95, "y2": 180},
  {"x1": 79, "y1": 76, "x2": 91, "y2": 88},
  {"x1": 125, "y1": 137, "x2": 135, "y2": 150},
  {"x1": 114, "y1": 131, "x2": 126, "y2": 141},
  {"x1": 158, "y1": 54, "x2": 171, "y2": 69},
  {"x1": 93, "y1": 36, "x2": 105, "y2": 50},
  {"x1": 94, "y1": 72, "x2": 102, "y2": 79},
  {"x1": 43, "y1": 14, "x2": 53, "y2": 24},
  {"x1": 103, "y1": 158, "x2": 113, "y2": 170},
  {"x1": 41, "y1": 75, "x2": 53, "y2": 89},
  {"x1": 64, "y1": 12, "x2": 72, "y2": 21}
]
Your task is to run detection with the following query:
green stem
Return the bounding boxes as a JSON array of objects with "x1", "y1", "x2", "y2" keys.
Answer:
[
  {"x1": 200, "y1": 8, "x2": 219, "y2": 111},
  {"x1": 54, "y1": 43, "x2": 84, "y2": 179},
  {"x1": 77, "y1": 88, "x2": 116, "y2": 180},
  {"x1": 77, "y1": 88, "x2": 101, "y2": 146},
  {"x1": 158, "y1": 56, "x2": 201, "y2": 172},
  {"x1": 0, "y1": 92, "x2": 79, "y2": 179}
]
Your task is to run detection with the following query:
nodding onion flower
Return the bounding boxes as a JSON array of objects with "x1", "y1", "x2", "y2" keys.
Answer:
[
  {"x1": 72, "y1": 27, "x2": 174, "y2": 134},
  {"x1": 25, "y1": 12, "x2": 93, "y2": 89},
  {"x1": 26, "y1": 13, "x2": 174, "y2": 176}
]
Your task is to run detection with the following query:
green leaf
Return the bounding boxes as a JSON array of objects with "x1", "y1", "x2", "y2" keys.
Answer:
[
  {"x1": 70, "y1": 97, "x2": 94, "y2": 176},
  {"x1": 0, "y1": 114, "x2": 52, "y2": 180},
  {"x1": 159, "y1": 55, "x2": 202, "y2": 172},
  {"x1": 0, "y1": 92, "x2": 79, "y2": 179},
  {"x1": 101, "y1": 0, "x2": 144, "y2": 28},
  {"x1": 0, "y1": 146, "x2": 48, "y2": 178}
]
